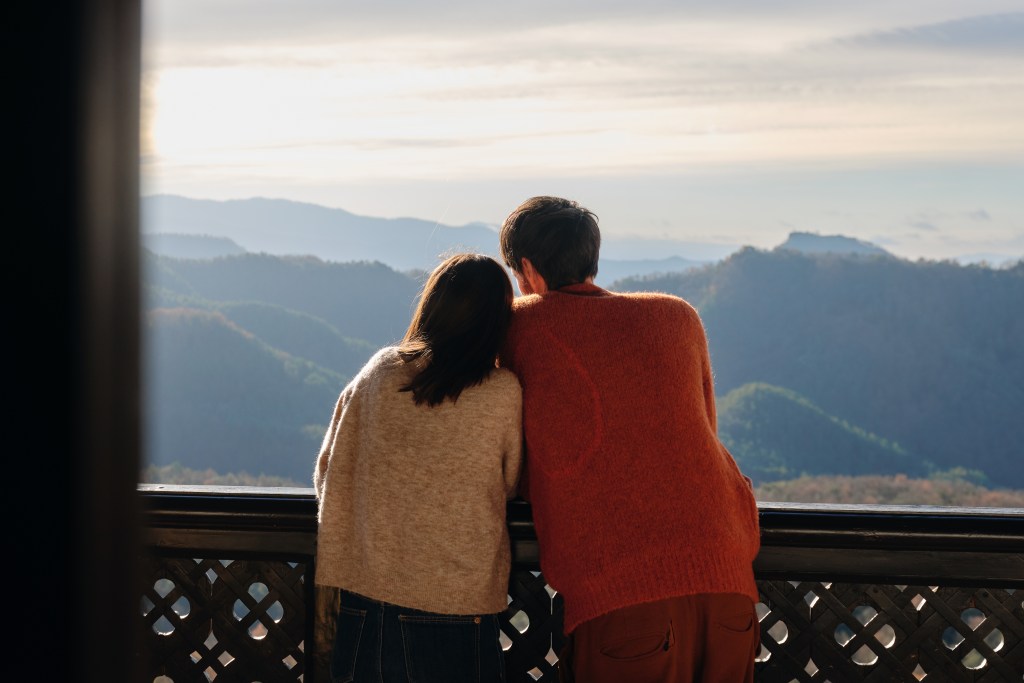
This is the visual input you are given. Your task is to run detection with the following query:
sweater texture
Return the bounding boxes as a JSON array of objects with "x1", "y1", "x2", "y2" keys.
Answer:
[
  {"x1": 314, "y1": 347, "x2": 523, "y2": 615},
  {"x1": 499, "y1": 282, "x2": 760, "y2": 634}
]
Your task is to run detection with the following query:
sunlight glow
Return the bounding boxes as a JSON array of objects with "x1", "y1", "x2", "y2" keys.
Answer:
[
  {"x1": 140, "y1": 2, "x2": 1024, "y2": 260},
  {"x1": 144, "y1": 15, "x2": 1024, "y2": 183}
]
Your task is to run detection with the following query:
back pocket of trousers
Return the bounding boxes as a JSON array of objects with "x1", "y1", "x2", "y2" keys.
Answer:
[
  {"x1": 599, "y1": 623, "x2": 673, "y2": 661},
  {"x1": 331, "y1": 606, "x2": 366, "y2": 683},
  {"x1": 399, "y1": 614, "x2": 481, "y2": 682}
]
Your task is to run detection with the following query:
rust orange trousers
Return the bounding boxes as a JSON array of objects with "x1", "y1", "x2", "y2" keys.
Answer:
[{"x1": 557, "y1": 593, "x2": 759, "y2": 683}]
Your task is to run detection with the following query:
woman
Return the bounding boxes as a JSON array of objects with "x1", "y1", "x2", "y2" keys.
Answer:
[{"x1": 313, "y1": 252, "x2": 523, "y2": 683}]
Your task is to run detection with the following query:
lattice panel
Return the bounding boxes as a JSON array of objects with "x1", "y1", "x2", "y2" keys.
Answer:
[
  {"x1": 137, "y1": 555, "x2": 1024, "y2": 682},
  {"x1": 137, "y1": 555, "x2": 309, "y2": 682},
  {"x1": 494, "y1": 578, "x2": 1024, "y2": 682},
  {"x1": 755, "y1": 582, "x2": 1024, "y2": 682},
  {"x1": 501, "y1": 570, "x2": 567, "y2": 682}
]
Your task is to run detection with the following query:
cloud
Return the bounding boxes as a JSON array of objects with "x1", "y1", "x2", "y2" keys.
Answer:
[
  {"x1": 144, "y1": 0, "x2": 686, "y2": 47},
  {"x1": 147, "y1": 1, "x2": 1024, "y2": 51},
  {"x1": 968, "y1": 209, "x2": 992, "y2": 221},
  {"x1": 142, "y1": 0, "x2": 1024, "y2": 212},
  {"x1": 831, "y1": 13, "x2": 1024, "y2": 55},
  {"x1": 908, "y1": 219, "x2": 939, "y2": 232}
]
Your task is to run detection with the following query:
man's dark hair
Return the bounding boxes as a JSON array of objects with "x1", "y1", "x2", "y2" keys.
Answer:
[
  {"x1": 499, "y1": 196, "x2": 600, "y2": 290},
  {"x1": 398, "y1": 252, "x2": 513, "y2": 407}
]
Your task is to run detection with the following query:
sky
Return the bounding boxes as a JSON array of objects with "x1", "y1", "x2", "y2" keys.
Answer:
[{"x1": 141, "y1": 1, "x2": 1024, "y2": 263}]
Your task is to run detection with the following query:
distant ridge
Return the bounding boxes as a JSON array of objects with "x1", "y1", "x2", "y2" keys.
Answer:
[
  {"x1": 143, "y1": 233, "x2": 246, "y2": 260},
  {"x1": 142, "y1": 194, "x2": 502, "y2": 272},
  {"x1": 595, "y1": 255, "x2": 706, "y2": 287},
  {"x1": 141, "y1": 195, "x2": 736, "y2": 275},
  {"x1": 777, "y1": 231, "x2": 890, "y2": 257}
]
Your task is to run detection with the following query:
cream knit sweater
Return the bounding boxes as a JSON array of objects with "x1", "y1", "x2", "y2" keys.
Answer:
[{"x1": 314, "y1": 347, "x2": 523, "y2": 615}]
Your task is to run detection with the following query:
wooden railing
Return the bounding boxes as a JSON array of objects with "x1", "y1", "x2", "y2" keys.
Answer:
[{"x1": 137, "y1": 485, "x2": 1024, "y2": 682}]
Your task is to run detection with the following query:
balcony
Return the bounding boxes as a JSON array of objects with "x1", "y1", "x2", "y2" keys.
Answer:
[
  {"x1": 22, "y1": 3, "x2": 1023, "y2": 682},
  {"x1": 138, "y1": 485, "x2": 1023, "y2": 682}
]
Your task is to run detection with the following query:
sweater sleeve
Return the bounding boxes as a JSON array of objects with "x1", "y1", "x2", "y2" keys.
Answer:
[
  {"x1": 503, "y1": 386, "x2": 525, "y2": 500},
  {"x1": 497, "y1": 374, "x2": 524, "y2": 501},
  {"x1": 498, "y1": 309, "x2": 528, "y2": 500},
  {"x1": 313, "y1": 355, "x2": 371, "y2": 501},
  {"x1": 695, "y1": 314, "x2": 755, "y2": 491},
  {"x1": 697, "y1": 317, "x2": 718, "y2": 435},
  {"x1": 314, "y1": 347, "x2": 392, "y2": 499},
  {"x1": 313, "y1": 383, "x2": 352, "y2": 501}
]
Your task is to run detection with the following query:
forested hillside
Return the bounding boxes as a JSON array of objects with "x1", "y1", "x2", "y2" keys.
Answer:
[
  {"x1": 145, "y1": 307, "x2": 345, "y2": 479},
  {"x1": 755, "y1": 474, "x2": 1024, "y2": 507},
  {"x1": 716, "y1": 383, "x2": 927, "y2": 483},
  {"x1": 145, "y1": 251, "x2": 420, "y2": 347},
  {"x1": 615, "y1": 249, "x2": 1024, "y2": 487},
  {"x1": 142, "y1": 251, "x2": 424, "y2": 480},
  {"x1": 141, "y1": 245, "x2": 1024, "y2": 496}
]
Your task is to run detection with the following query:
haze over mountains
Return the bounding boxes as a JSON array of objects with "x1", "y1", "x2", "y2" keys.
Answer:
[
  {"x1": 142, "y1": 195, "x2": 732, "y2": 285},
  {"x1": 616, "y1": 249, "x2": 1023, "y2": 487},
  {"x1": 141, "y1": 195, "x2": 1020, "y2": 276},
  {"x1": 140, "y1": 196, "x2": 1023, "y2": 492}
]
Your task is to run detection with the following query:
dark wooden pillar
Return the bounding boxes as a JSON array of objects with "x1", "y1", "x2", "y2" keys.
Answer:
[{"x1": 12, "y1": 1, "x2": 142, "y2": 681}]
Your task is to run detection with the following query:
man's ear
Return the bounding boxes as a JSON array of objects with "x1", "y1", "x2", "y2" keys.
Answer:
[{"x1": 519, "y1": 258, "x2": 549, "y2": 295}]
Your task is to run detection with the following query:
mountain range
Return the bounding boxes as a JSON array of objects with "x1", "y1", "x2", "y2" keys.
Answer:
[
  {"x1": 141, "y1": 195, "x2": 741, "y2": 286},
  {"x1": 616, "y1": 248, "x2": 1023, "y2": 487},
  {"x1": 140, "y1": 208, "x2": 1023, "y2": 489}
]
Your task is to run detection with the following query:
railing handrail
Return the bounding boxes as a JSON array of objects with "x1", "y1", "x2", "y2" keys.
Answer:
[{"x1": 138, "y1": 484, "x2": 1024, "y2": 586}]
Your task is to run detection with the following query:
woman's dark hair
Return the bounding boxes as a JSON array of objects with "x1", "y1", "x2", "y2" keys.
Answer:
[
  {"x1": 397, "y1": 253, "x2": 514, "y2": 407},
  {"x1": 499, "y1": 195, "x2": 600, "y2": 290}
]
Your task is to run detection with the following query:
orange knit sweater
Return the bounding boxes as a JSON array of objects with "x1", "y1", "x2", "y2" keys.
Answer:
[{"x1": 499, "y1": 282, "x2": 760, "y2": 634}]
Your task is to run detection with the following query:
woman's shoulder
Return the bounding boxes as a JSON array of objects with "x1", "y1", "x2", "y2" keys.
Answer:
[
  {"x1": 480, "y1": 367, "x2": 522, "y2": 402},
  {"x1": 464, "y1": 368, "x2": 524, "y2": 405},
  {"x1": 359, "y1": 345, "x2": 404, "y2": 372},
  {"x1": 345, "y1": 346, "x2": 404, "y2": 390},
  {"x1": 489, "y1": 366, "x2": 521, "y2": 388},
  {"x1": 369, "y1": 345, "x2": 402, "y2": 366}
]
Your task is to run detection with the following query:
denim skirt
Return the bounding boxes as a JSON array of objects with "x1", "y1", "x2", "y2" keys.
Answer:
[{"x1": 331, "y1": 588, "x2": 506, "y2": 683}]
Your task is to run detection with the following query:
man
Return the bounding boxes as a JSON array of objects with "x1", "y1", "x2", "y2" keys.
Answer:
[{"x1": 498, "y1": 196, "x2": 761, "y2": 683}]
